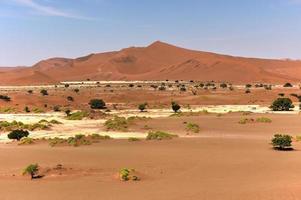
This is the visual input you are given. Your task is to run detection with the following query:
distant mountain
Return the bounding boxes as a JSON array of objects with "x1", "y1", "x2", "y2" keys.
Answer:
[{"x1": 1, "y1": 41, "x2": 301, "y2": 85}]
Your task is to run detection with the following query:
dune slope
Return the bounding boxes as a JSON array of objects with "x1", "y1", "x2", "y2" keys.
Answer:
[{"x1": 1, "y1": 41, "x2": 301, "y2": 85}]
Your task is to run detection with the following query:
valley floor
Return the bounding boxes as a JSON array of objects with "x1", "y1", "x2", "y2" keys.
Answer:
[
  {"x1": 1, "y1": 137, "x2": 301, "y2": 200},
  {"x1": 0, "y1": 112, "x2": 301, "y2": 199}
]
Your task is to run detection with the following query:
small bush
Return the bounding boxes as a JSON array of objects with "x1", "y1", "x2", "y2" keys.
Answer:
[
  {"x1": 119, "y1": 168, "x2": 140, "y2": 181},
  {"x1": 8, "y1": 129, "x2": 29, "y2": 141},
  {"x1": 278, "y1": 93, "x2": 285, "y2": 97},
  {"x1": 23, "y1": 164, "x2": 39, "y2": 179},
  {"x1": 146, "y1": 131, "x2": 178, "y2": 140},
  {"x1": 158, "y1": 86, "x2": 166, "y2": 91},
  {"x1": 256, "y1": 117, "x2": 272, "y2": 123},
  {"x1": 186, "y1": 123, "x2": 200, "y2": 133},
  {"x1": 89, "y1": 99, "x2": 106, "y2": 109},
  {"x1": 104, "y1": 116, "x2": 129, "y2": 131},
  {"x1": 138, "y1": 103, "x2": 147, "y2": 112},
  {"x1": 128, "y1": 137, "x2": 141, "y2": 142},
  {"x1": 49, "y1": 119, "x2": 62, "y2": 124},
  {"x1": 245, "y1": 84, "x2": 252, "y2": 88},
  {"x1": 48, "y1": 137, "x2": 66, "y2": 147},
  {"x1": 0, "y1": 121, "x2": 48, "y2": 132},
  {"x1": 220, "y1": 83, "x2": 227, "y2": 88},
  {"x1": 40, "y1": 89, "x2": 48, "y2": 96},
  {"x1": 32, "y1": 108, "x2": 44, "y2": 113},
  {"x1": 283, "y1": 83, "x2": 293, "y2": 87},
  {"x1": 24, "y1": 106, "x2": 30, "y2": 113},
  {"x1": 53, "y1": 105, "x2": 61, "y2": 112},
  {"x1": 66, "y1": 111, "x2": 88, "y2": 120},
  {"x1": 180, "y1": 87, "x2": 186, "y2": 92},
  {"x1": 238, "y1": 118, "x2": 255, "y2": 124},
  {"x1": 19, "y1": 137, "x2": 35, "y2": 145},
  {"x1": 271, "y1": 134, "x2": 293, "y2": 150},
  {"x1": 0, "y1": 95, "x2": 11, "y2": 102}
]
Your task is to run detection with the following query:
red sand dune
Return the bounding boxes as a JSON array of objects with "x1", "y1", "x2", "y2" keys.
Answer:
[{"x1": 1, "y1": 41, "x2": 301, "y2": 85}]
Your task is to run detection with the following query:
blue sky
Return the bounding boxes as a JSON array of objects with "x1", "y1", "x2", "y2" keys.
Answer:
[{"x1": 0, "y1": 0, "x2": 301, "y2": 66}]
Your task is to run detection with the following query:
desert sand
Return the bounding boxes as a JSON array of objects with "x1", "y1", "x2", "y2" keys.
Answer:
[{"x1": 1, "y1": 112, "x2": 301, "y2": 199}]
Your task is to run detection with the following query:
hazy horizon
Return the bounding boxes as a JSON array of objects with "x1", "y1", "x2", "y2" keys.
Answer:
[{"x1": 1, "y1": 0, "x2": 301, "y2": 66}]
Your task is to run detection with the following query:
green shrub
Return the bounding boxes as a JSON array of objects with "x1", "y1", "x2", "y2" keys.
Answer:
[
  {"x1": 91, "y1": 134, "x2": 111, "y2": 140},
  {"x1": 104, "y1": 116, "x2": 129, "y2": 131},
  {"x1": 238, "y1": 118, "x2": 255, "y2": 124},
  {"x1": 66, "y1": 111, "x2": 88, "y2": 120},
  {"x1": 0, "y1": 107, "x2": 15, "y2": 113},
  {"x1": 104, "y1": 116, "x2": 149, "y2": 132},
  {"x1": 146, "y1": 131, "x2": 178, "y2": 140},
  {"x1": 23, "y1": 164, "x2": 39, "y2": 179},
  {"x1": 19, "y1": 137, "x2": 35, "y2": 145},
  {"x1": 6, "y1": 121, "x2": 49, "y2": 131},
  {"x1": 119, "y1": 168, "x2": 139, "y2": 181},
  {"x1": 256, "y1": 117, "x2": 272, "y2": 123},
  {"x1": 128, "y1": 137, "x2": 141, "y2": 142},
  {"x1": 119, "y1": 168, "x2": 130, "y2": 181},
  {"x1": 7, "y1": 129, "x2": 29, "y2": 141},
  {"x1": 49, "y1": 119, "x2": 62, "y2": 124},
  {"x1": 48, "y1": 137, "x2": 66, "y2": 147},
  {"x1": 69, "y1": 136, "x2": 92, "y2": 147},
  {"x1": 138, "y1": 103, "x2": 147, "y2": 112},
  {"x1": 186, "y1": 123, "x2": 200, "y2": 133},
  {"x1": 89, "y1": 99, "x2": 106, "y2": 109},
  {"x1": 271, "y1": 134, "x2": 293, "y2": 150},
  {"x1": 32, "y1": 108, "x2": 44, "y2": 113},
  {"x1": 270, "y1": 98, "x2": 294, "y2": 111}
]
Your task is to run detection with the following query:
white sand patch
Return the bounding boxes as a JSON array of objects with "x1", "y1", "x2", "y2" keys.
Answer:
[{"x1": 0, "y1": 104, "x2": 299, "y2": 143}]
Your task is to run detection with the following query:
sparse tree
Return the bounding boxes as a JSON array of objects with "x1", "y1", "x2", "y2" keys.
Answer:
[
  {"x1": 271, "y1": 134, "x2": 293, "y2": 150},
  {"x1": 8, "y1": 129, "x2": 29, "y2": 141},
  {"x1": 89, "y1": 99, "x2": 106, "y2": 109},
  {"x1": 284, "y1": 82, "x2": 293, "y2": 87},
  {"x1": 138, "y1": 103, "x2": 147, "y2": 112},
  {"x1": 171, "y1": 102, "x2": 181, "y2": 113},
  {"x1": 40, "y1": 89, "x2": 48, "y2": 96},
  {"x1": 24, "y1": 106, "x2": 30, "y2": 113},
  {"x1": 270, "y1": 98, "x2": 294, "y2": 111}
]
